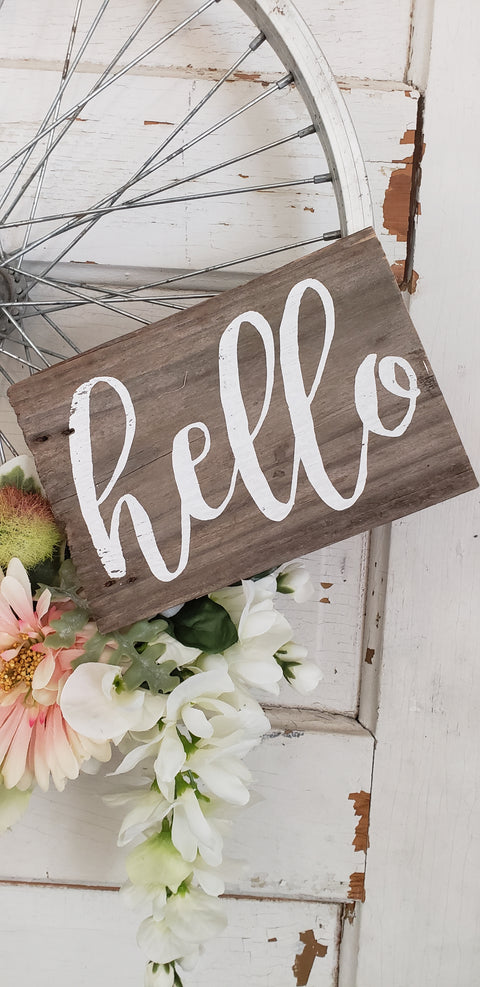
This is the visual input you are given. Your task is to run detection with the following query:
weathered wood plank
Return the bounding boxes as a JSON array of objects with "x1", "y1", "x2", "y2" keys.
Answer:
[
  {"x1": 0, "y1": 66, "x2": 419, "y2": 275},
  {"x1": 0, "y1": 714, "x2": 373, "y2": 901},
  {"x1": 356, "y1": 1, "x2": 480, "y2": 982},
  {"x1": 0, "y1": 0, "x2": 412, "y2": 83},
  {"x1": 0, "y1": 884, "x2": 342, "y2": 987},
  {"x1": 10, "y1": 229, "x2": 476, "y2": 630}
]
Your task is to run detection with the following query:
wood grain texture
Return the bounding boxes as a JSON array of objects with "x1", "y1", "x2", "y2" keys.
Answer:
[
  {"x1": 0, "y1": 714, "x2": 373, "y2": 901},
  {"x1": 9, "y1": 229, "x2": 476, "y2": 631},
  {"x1": 0, "y1": 0, "x2": 412, "y2": 83},
  {"x1": 0, "y1": 885, "x2": 341, "y2": 987}
]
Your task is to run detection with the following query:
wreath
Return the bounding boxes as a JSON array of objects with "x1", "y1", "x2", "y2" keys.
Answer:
[{"x1": 0, "y1": 453, "x2": 321, "y2": 986}]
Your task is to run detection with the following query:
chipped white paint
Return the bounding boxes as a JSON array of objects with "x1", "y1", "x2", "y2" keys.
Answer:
[
  {"x1": 0, "y1": 0, "x2": 413, "y2": 82},
  {"x1": 356, "y1": 1, "x2": 480, "y2": 983},
  {"x1": 0, "y1": 885, "x2": 342, "y2": 987},
  {"x1": 0, "y1": 712, "x2": 374, "y2": 901}
]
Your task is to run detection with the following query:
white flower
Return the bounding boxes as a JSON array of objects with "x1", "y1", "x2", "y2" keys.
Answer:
[
  {"x1": 221, "y1": 580, "x2": 293, "y2": 695},
  {"x1": 144, "y1": 962, "x2": 175, "y2": 987},
  {"x1": 60, "y1": 663, "x2": 166, "y2": 742},
  {"x1": 276, "y1": 561, "x2": 315, "y2": 602},
  {"x1": 0, "y1": 782, "x2": 31, "y2": 833},
  {"x1": 104, "y1": 787, "x2": 172, "y2": 847},
  {"x1": 288, "y1": 661, "x2": 323, "y2": 694},
  {"x1": 171, "y1": 787, "x2": 228, "y2": 866},
  {"x1": 126, "y1": 829, "x2": 193, "y2": 896},
  {"x1": 154, "y1": 631, "x2": 202, "y2": 668},
  {"x1": 275, "y1": 641, "x2": 323, "y2": 695},
  {"x1": 137, "y1": 887, "x2": 227, "y2": 965}
]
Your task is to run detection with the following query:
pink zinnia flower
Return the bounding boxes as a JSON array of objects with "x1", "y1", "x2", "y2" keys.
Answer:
[{"x1": 0, "y1": 557, "x2": 110, "y2": 792}]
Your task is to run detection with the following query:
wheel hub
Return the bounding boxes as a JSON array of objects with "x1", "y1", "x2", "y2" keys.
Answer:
[{"x1": 0, "y1": 266, "x2": 29, "y2": 334}]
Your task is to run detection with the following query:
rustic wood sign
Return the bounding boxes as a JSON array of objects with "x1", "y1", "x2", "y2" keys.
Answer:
[{"x1": 9, "y1": 228, "x2": 477, "y2": 632}]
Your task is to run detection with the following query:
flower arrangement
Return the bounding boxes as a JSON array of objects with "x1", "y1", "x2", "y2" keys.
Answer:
[{"x1": 0, "y1": 454, "x2": 321, "y2": 985}]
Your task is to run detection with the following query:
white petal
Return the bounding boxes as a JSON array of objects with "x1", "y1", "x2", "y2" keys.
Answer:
[
  {"x1": 289, "y1": 661, "x2": 323, "y2": 695},
  {"x1": 165, "y1": 669, "x2": 234, "y2": 723},
  {"x1": 137, "y1": 917, "x2": 189, "y2": 965},
  {"x1": 181, "y1": 705, "x2": 213, "y2": 739},
  {"x1": 1, "y1": 563, "x2": 34, "y2": 627},
  {"x1": 60, "y1": 663, "x2": 147, "y2": 741},
  {"x1": 154, "y1": 726, "x2": 186, "y2": 783},
  {"x1": 171, "y1": 803, "x2": 198, "y2": 862}
]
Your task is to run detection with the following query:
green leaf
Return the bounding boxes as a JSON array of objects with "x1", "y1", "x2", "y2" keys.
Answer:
[
  {"x1": 275, "y1": 653, "x2": 301, "y2": 683},
  {"x1": 46, "y1": 607, "x2": 89, "y2": 648},
  {"x1": 0, "y1": 464, "x2": 40, "y2": 494},
  {"x1": 38, "y1": 558, "x2": 86, "y2": 608},
  {"x1": 122, "y1": 649, "x2": 180, "y2": 694},
  {"x1": 28, "y1": 544, "x2": 65, "y2": 594},
  {"x1": 170, "y1": 597, "x2": 238, "y2": 652}
]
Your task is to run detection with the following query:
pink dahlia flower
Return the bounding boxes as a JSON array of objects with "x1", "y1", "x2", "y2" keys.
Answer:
[{"x1": 0, "y1": 557, "x2": 111, "y2": 792}]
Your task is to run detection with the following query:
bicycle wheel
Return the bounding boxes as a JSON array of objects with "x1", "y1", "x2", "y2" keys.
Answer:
[{"x1": 0, "y1": 0, "x2": 373, "y2": 462}]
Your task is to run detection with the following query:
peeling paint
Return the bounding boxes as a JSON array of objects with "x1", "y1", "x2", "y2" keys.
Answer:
[
  {"x1": 349, "y1": 791, "x2": 371, "y2": 851},
  {"x1": 365, "y1": 647, "x2": 375, "y2": 664},
  {"x1": 233, "y1": 70, "x2": 262, "y2": 83},
  {"x1": 391, "y1": 260, "x2": 420, "y2": 294},
  {"x1": 383, "y1": 136, "x2": 415, "y2": 243},
  {"x1": 143, "y1": 120, "x2": 173, "y2": 126},
  {"x1": 292, "y1": 930, "x2": 328, "y2": 986},
  {"x1": 268, "y1": 937, "x2": 278, "y2": 943},
  {"x1": 348, "y1": 872, "x2": 366, "y2": 902},
  {"x1": 343, "y1": 902, "x2": 356, "y2": 925},
  {"x1": 319, "y1": 597, "x2": 330, "y2": 604},
  {"x1": 303, "y1": 206, "x2": 314, "y2": 213},
  {"x1": 320, "y1": 581, "x2": 333, "y2": 589}
]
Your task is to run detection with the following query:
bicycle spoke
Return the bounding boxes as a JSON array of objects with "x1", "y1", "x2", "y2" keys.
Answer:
[
  {"x1": 1, "y1": 125, "x2": 316, "y2": 230},
  {"x1": 1, "y1": 171, "x2": 328, "y2": 231},
  {"x1": 0, "y1": 346, "x2": 43, "y2": 373},
  {"x1": 0, "y1": 0, "x2": 109, "y2": 219},
  {"x1": 1, "y1": 72, "x2": 295, "y2": 271},
  {"x1": 0, "y1": 309, "x2": 51, "y2": 367},
  {"x1": 18, "y1": 1, "x2": 87, "y2": 258},
  {"x1": 116, "y1": 231, "x2": 342, "y2": 295},
  {"x1": 31, "y1": 307, "x2": 81, "y2": 353},
  {"x1": 0, "y1": 0, "x2": 218, "y2": 179},
  {"x1": 0, "y1": 431, "x2": 18, "y2": 462},
  {"x1": 36, "y1": 39, "x2": 279, "y2": 276}
]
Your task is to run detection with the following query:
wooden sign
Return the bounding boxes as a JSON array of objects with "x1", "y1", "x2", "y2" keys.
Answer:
[{"x1": 9, "y1": 229, "x2": 477, "y2": 632}]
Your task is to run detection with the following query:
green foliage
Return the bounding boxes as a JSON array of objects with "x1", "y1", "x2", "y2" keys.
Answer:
[
  {"x1": 275, "y1": 651, "x2": 301, "y2": 683},
  {"x1": 38, "y1": 558, "x2": 85, "y2": 608},
  {"x1": 0, "y1": 464, "x2": 39, "y2": 494},
  {"x1": 47, "y1": 607, "x2": 89, "y2": 648},
  {"x1": 122, "y1": 649, "x2": 180, "y2": 694},
  {"x1": 72, "y1": 617, "x2": 180, "y2": 694},
  {"x1": 170, "y1": 597, "x2": 238, "y2": 652}
]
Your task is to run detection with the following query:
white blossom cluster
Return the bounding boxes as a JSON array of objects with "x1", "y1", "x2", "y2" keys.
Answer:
[{"x1": 60, "y1": 563, "x2": 322, "y2": 987}]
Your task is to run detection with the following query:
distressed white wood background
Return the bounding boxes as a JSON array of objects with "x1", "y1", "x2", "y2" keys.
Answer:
[
  {"x1": 2, "y1": 1, "x2": 477, "y2": 985},
  {"x1": 354, "y1": 1, "x2": 480, "y2": 983}
]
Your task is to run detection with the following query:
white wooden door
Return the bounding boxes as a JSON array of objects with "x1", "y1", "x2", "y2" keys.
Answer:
[{"x1": 3, "y1": 1, "x2": 475, "y2": 985}]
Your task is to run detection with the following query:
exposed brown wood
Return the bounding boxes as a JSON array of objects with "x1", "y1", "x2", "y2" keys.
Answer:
[
  {"x1": 292, "y1": 929, "x2": 328, "y2": 986},
  {"x1": 348, "y1": 790, "x2": 371, "y2": 852},
  {"x1": 9, "y1": 228, "x2": 477, "y2": 632},
  {"x1": 348, "y1": 872, "x2": 366, "y2": 902}
]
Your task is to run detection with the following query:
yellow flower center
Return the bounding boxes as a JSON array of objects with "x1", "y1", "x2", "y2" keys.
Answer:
[{"x1": 0, "y1": 634, "x2": 44, "y2": 693}]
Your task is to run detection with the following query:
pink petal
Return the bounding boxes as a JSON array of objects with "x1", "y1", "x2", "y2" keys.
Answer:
[
  {"x1": 1, "y1": 572, "x2": 35, "y2": 628},
  {"x1": 32, "y1": 653, "x2": 55, "y2": 691},
  {"x1": 36, "y1": 589, "x2": 52, "y2": 622},
  {"x1": 2, "y1": 707, "x2": 34, "y2": 788},
  {"x1": 0, "y1": 596, "x2": 19, "y2": 637}
]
